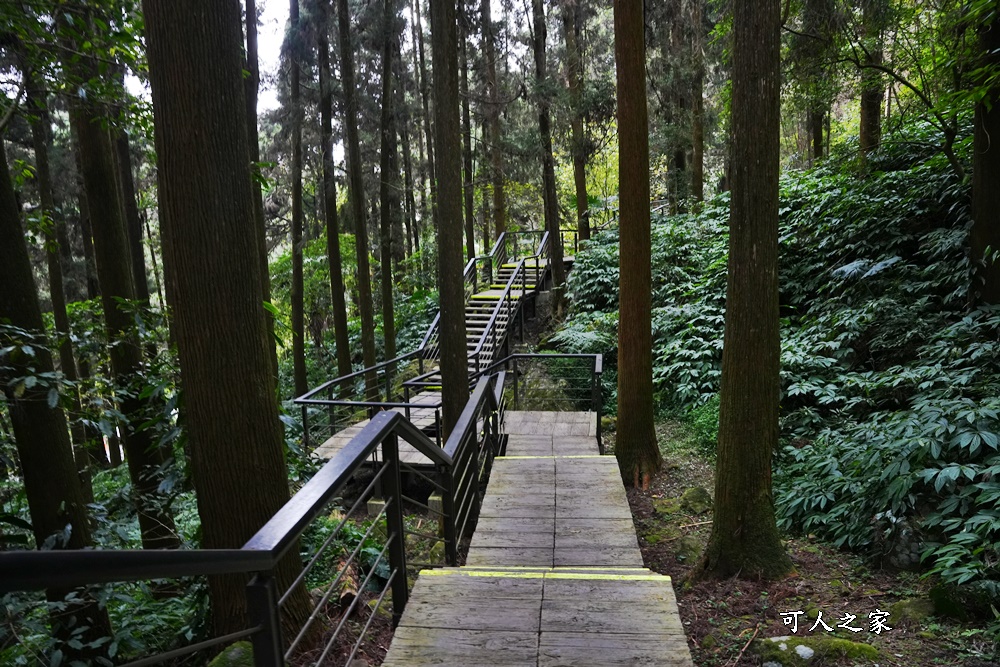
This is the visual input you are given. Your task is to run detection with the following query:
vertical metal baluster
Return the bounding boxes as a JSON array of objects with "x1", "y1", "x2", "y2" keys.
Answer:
[
  {"x1": 440, "y1": 465, "x2": 458, "y2": 565},
  {"x1": 301, "y1": 404, "x2": 310, "y2": 450},
  {"x1": 246, "y1": 573, "x2": 282, "y2": 667},
  {"x1": 382, "y1": 434, "x2": 409, "y2": 627}
]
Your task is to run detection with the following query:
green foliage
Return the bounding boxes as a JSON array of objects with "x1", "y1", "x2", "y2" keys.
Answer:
[
  {"x1": 687, "y1": 394, "x2": 720, "y2": 456},
  {"x1": 555, "y1": 122, "x2": 1000, "y2": 609}
]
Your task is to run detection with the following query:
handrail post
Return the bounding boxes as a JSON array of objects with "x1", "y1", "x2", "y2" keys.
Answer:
[
  {"x1": 382, "y1": 434, "x2": 409, "y2": 626},
  {"x1": 301, "y1": 404, "x2": 310, "y2": 450},
  {"x1": 440, "y1": 465, "x2": 459, "y2": 565},
  {"x1": 594, "y1": 359, "x2": 604, "y2": 455},
  {"x1": 246, "y1": 573, "x2": 282, "y2": 667},
  {"x1": 512, "y1": 357, "x2": 519, "y2": 409}
]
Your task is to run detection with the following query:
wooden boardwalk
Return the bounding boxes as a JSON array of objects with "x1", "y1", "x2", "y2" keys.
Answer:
[
  {"x1": 312, "y1": 390, "x2": 441, "y2": 465},
  {"x1": 383, "y1": 411, "x2": 693, "y2": 666}
]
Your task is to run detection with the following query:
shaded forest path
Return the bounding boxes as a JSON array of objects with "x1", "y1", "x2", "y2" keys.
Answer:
[{"x1": 382, "y1": 410, "x2": 693, "y2": 666}]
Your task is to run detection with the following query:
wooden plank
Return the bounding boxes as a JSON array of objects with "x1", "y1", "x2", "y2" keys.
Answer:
[
  {"x1": 538, "y1": 632, "x2": 692, "y2": 667},
  {"x1": 471, "y1": 529, "x2": 555, "y2": 549},
  {"x1": 479, "y1": 503, "x2": 555, "y2": 520},
  {"x1": 556, "y1": 484, "x2": 631, "y2": 506},
  {"x1": 466, "y1": 547, "x2": 554, "y2": 567},
  {"x1": 504, "y1": 441, "x2": 554, "y2": 456},
  {"x1": 384, "y1": 627, "x2": 539, "y2": 667},
  {"x1": 540, "y1": 599, "x2": 686, "y2": 635},
  {"x1": 474, "y1": 517, "x2": 555, "y2": 534},
  {"x1": 400, "y1": 597, "x2": 542, "y2": 632},
  {"x1": 553, "y1": 547, "x2": 644, "y2": 568},
  {"x1": 542, "y1": 577, "x2": 676, "y2": 603},
  {"x1": 555, "y1": 503, "x2": 633, "y2": 520},
  {"x1": 554, "y1": 523, "x2": 641, "y2": 549},
  {"x1": 408, "y1": 572, "x2": 544, "y2": 600}
]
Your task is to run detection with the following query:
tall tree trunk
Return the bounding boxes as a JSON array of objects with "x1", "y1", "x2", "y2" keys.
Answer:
[
  {"x1": 145, "y1": 215, "x2": 166, "y2": 307},
  {"x1": 431, "y1": 0, "x2": 470, "y2": 434},
  {"x1": 115, "y1": 133, "x2": 150, "y2": 303},
  {"x1": 408, "y1": 0, "x2": 429, "y2": 233},
  {"x1": 413, "y1": 0, "x2": 437, "y2": 234},
  {"x1": 481, "y1": 0, "x2": 506, "y2": 238},
  {"x1": 398, "y1": 72, "x2": 418, "y2": 260},
  {"x1": 810, "y1": 108, "x2": 824, "y2": 162},
  {"x1": 971, "y1": 11, "x2": 1000, "y2": 304},
  {"x1": 459, "y1": 20, "x2": 476, "y2": 262},
  {"x1": 532, "y1": 0, "x2": 565, "y2": 315},
  {"x1": 379, "y1": 0, "x2": 398, "y2": 363},
  {"x1": 0, "y1": 137, "x2": 113, "y2": 659},
  {"x1": 338, "y1": 0, "x2": 379, "y2": 397},
  {"x1": 481, "y1": 170, "x2": 491, "y2": 249},
  {"x1": 245, "y1": 0, "x2": 280, "y2": 382},
  {"x1": 290, "y1": 0, "x2": 307, "y2": 397},
  {"x1": 697, "y1": 0, "x2": 792, "y2": 580},
  {"x1": 71, "y1": 128, "x2": 101, "y2": 301},
  {"x1": 143, "y1": 0, "x2": 312, "y2": 637},
  {"x1": 319, "y1": 0, "x2": 353, "y2": 378},
  {"x1": 459, "y1": 3, "x2": 476, "y2": 260},
  {"x1": 563, "y1": 0, "x2": 589, "y2": 241},
  {"x1": 67, "y1": 51, "x2": 180, "y2": 551},
  {"x1": 859, "y1": 0, "x2": 884, "y2": 168},
  {"x1": 27, "y1": 80, "x2": 95, "y2": 500},
  {"x1": 613, "y1": 0, "x2": 661, "y2": 488},
  {"x1": 691, "y1": 0, "x2": 705, "y2": 201}
]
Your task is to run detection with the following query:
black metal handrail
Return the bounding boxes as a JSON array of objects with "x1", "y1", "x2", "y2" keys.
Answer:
[
  {"x1": 0, "y1": 384, "x2": 508, "y2": 666},
  {"x1": 475, "y1": 352, "x2": 604, "y2": 453},
  {"x1": 467, "y1": 231, "x2": 551, "y2": 374}
]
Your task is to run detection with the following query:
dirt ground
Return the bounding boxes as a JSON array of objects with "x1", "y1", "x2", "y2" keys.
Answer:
[{"x1": 619, "y1": 421, "x2": 1000, "y2": 667}]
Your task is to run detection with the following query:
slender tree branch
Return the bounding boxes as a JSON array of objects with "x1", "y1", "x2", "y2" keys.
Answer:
[{"x1": 0, "y1": 71, "x2": 28, "y2": 135}]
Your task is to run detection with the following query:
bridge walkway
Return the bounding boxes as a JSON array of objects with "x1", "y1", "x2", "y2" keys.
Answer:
[{"x1": 382, "y1": 411, "x2": 694, "y2": 667}]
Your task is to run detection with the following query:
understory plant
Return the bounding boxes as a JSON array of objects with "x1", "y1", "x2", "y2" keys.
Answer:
[{"x1": 553, "y1": 120, "x2": 1000, "y2": 611}]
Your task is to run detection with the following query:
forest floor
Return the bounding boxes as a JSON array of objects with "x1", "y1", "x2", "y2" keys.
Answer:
[{"x1": 612, "y1": 421, "x2": 1000, "y2": 667}]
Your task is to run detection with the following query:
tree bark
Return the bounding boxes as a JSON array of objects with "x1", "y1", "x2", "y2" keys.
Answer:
[
  {"x1": 318, "y1": 0, "x2": 353, "y2": 378},
  {"x1": 68, "y1": 59, "x2": 180, "y2": 551},
  {"x1": 481, "y1": 0, "x2": 506, "y2": 238},
  {"x1": 289, "y1": 0, "x2": 307, "y2": 398},
  {"x1": 143, "y1": 0, "x2": 312, "y2": 637},
  {"x1": 613, "y1": 0, "x2": 661, "y2": 488},
  {"x1": 338, "y1": 0, "x2": 379, "y2": 397},
  {"x1": 697, "y1": 0, "x2": 793, "y2": 580},
  {"x1": 532, "y1": 0, "x2": 565, "y2": 315},
  {"x1": 413, "y1": 0, "x2": 437, "y2": 236},
  {"x1": 460, "y1": 3, "x2": 476, "y2": 261},
  {"x1": 858, "y1": 0, "x2": 884, "y2": 167},
  {"x1": 810, "y1": 108, "x2": 824, "y2": 162},
  {"x1": 563, "y1": 0, "x2": 589, "y2": 241},
  {"x1": 398, "y1": 66, "x2": 418, "y2": 260},
  {"x1": 71, "y1": 126, "x2": 101, "y2": 301},
  {"x1": 27, "y1": 80, "x2": 95, "y2": 500},
  {"x1": 115, "y1": 133, "x2": 150, "y2": 303},
  {"x1": 245, "y1": 0, "x2": 280, "y2": 382},
  {"x1": 971, "y1": 13, "x2": 1000, "y2": 304},
  {"x1": 379, "y1": 0, "x2": 399, "y2": 363},
  {"x1": 0, "y1": 136, "x2": 113, "y2": 659},
  {"x1": 430, "y1": 0, "x2": 470, "y2": 434},
  {"x1": 691, "y1": 0, "x2": 704, "y2": 202}
]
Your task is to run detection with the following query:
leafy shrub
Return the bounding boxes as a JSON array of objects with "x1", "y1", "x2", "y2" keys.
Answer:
[
  {"x1": 687, "y1": 394, "x2": 720, "y2": 455},
  {"x1": 554, "y1": 123, "x2": 1000, "y2": 605}
]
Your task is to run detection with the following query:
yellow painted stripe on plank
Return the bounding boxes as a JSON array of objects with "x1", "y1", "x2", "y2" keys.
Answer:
[
  {"x1": 544, "y1": 572, "x2": 670, "y2": 582},
  {"x1": 461, "y1": 566, "x2": 649, "y2": 571},
  {"x1": 418, "y1": 569, "x2": 670, "y2": 582},
  {"x1": 498, "y1": 455, "x2": 605, "y2": 459},
  {"x1": 420, "y1": 569, "x2": 545, "y2": 579}
]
